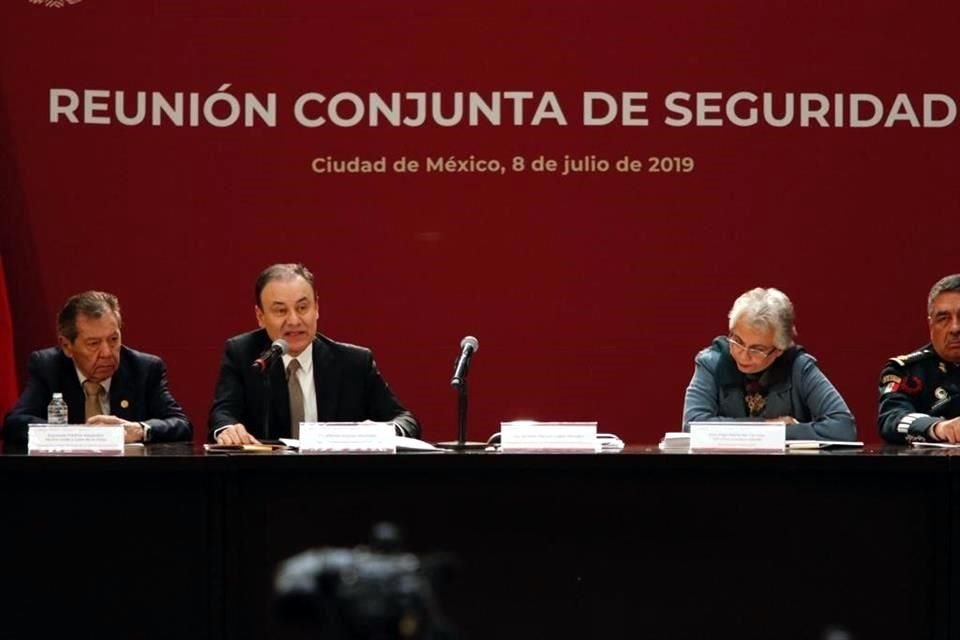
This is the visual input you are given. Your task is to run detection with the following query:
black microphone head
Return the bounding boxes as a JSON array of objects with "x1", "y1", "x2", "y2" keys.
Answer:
[
  {"x1": 253, "y1": 338, "x2": 290, "y2": 372},
  {"x1": 460, "y1": 336, "x2": 479, "y2": 352}
]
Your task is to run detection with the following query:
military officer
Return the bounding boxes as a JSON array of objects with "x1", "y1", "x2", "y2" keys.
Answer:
[{"x1": 879, "y1": 274, "x2": 960, "y2": 443}]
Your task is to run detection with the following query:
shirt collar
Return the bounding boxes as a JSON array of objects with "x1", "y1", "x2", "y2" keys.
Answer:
[
  {"x1": 75, "y1": 366, "x2": 113, "y2": 394},
  {"x1": 282, "y1": 343, "x2": 314, "y2": 376}
]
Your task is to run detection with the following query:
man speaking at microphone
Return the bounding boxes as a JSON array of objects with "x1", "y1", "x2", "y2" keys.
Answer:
[{"x1": 208, "y1": 263, "x2": 420, "y2": 444}]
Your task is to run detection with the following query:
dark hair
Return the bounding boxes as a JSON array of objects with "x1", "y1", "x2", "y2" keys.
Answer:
[
  {"x1": 928, "y1": 274, "x2": 960, "y2": 315},
  {"x1": 57, "y1": 291, "x2": 122, "y2": 342},
  {"x1": 255, "y1": 263, "x2": 316, "y2": 309}
]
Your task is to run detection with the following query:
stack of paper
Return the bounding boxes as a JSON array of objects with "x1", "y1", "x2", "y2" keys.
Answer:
[
  {"x1": 658, "y1": 432, "x2": 691, "y2": 451},
  {"x1": 786, "y1": 440, "x2": 865, "y2": 450},
  {"x1": 279, "y1": 436, "x2": 446, "y2": 453},
  {"x1": 910, "y1": 441, "x2": 960, "y2": 449},
  {"x1": 598, "y1": 433, "x2": 626, "y2": 450}
]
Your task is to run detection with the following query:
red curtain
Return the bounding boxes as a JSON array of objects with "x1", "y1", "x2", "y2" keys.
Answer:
[{"x1": 0, "y1": 253, "x2": 18, "y2": 422}]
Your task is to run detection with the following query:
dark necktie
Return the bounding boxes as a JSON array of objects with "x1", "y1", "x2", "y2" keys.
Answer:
[{"x1": 287, "y1": 359, "x2": 304, "y2": 438}]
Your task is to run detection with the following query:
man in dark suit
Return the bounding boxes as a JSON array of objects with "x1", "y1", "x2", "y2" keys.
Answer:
[
  {"x1": 2, "y1": 291, "x2": 192, "y2": 444},
  {"x1": 209, "y1": 263, "x2": 419, "y2": 444}
]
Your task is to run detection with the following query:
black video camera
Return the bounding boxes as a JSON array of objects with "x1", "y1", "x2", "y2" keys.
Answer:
[{"x1": 274, "y1": 523, "x2": 455, "y2": 640}]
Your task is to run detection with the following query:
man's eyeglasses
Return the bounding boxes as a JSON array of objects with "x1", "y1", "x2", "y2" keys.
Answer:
[{"x1": 726, "y1": 335, "x2": 778, "y2": 360}]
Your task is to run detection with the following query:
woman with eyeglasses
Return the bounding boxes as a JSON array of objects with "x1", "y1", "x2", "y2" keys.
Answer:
[{"x1": 681, "y1": 287, "x2": 856, "y2": 441}]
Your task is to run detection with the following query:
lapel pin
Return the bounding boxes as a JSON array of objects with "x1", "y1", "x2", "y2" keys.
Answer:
[{"x1": 120, "y1": 399, "x2": 130, "y2": 409}]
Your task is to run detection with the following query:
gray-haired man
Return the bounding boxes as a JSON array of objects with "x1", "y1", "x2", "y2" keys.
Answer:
[
  {"x1": 879, "y1": 274, "x2": 960, "y2": 444},
  {"x1": 2, "y1": 291, "x2": 192, "y2": 444}
]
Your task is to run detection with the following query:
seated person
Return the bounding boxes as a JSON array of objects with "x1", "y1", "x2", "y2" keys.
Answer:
[
  {"x1": 2, "y1": 291, "x2": 192, "y2": 444},
  {"x1": 878, "y1": 274, "x2": 960, "y2": 443},
  {"x1": 208, "y1": 263, "x2": 420, "y2": 444},
  {"x1": 682, "y1": 287, "x2": 856, "y2": 441}
]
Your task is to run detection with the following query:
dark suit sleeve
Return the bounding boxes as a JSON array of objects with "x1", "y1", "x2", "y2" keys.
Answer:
[
  {"x1": 364, "y1": 355, "x2": 421, "y2": 439},
  {"x1": 141, "y1": 357, "x2": 192, "y2": 442},
  {"x1": 208, "y1": 340, "x2": 248, "y2": 439},
  {"x1": 2, "y1": 352, "x2": 51, "y2": 444},
  {"x1": 788, "y1": 357, "x2": 857, "y2": 441},
  {"x1": 878, "y1": 362, "x2": 938, "y2": 444}
]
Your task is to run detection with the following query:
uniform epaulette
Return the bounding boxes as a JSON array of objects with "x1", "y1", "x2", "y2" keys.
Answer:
[{"x1": 890, "y1": 348, "x2": 935, "y2": 367}]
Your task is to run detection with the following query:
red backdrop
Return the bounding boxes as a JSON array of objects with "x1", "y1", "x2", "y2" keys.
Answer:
[{"x1": 2, "y1": 1, "x2": 958, "y2": 443}]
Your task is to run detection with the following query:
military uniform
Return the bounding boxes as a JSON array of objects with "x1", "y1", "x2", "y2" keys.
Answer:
[{"x1": 878, "y1": 344, "x2": 960, "y2": 443}]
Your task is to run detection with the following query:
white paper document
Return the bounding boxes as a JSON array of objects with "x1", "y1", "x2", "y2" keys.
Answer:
[
  {"x1": 499, "y1": 421, "x2": 600, "y2": 451},
  {"x1": 28, "y1": 424, "x2": 125, "y2": 454},
  {"x1": 786, "y1": 440, "x2": 865, "y2": 449},
  {"x1": 281, "y1": 435, "x2": 447, "y2": 453},
  {"x1": 658, "y1": 432, "x2": 691, "y2": 451},
  {"x1": 910, "y1": 441, "x2": 960, "y2": 449},
  {"x1": 299, "y1": 421, "x2": 396, "y2": 452},
  {"x1": 688, "y1": 422, "x2": 786, "y2": 451}
]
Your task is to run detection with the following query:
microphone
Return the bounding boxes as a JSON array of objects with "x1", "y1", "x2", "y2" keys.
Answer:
[
  {"x1": 450, "y1": 336, "x2": 479, "y2": 387},
  {"x1": 252, "y1": 338, "x2": 289, "y2": 372}
]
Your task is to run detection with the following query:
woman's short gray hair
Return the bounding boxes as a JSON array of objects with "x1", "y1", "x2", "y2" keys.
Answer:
[{"x1": 727, "y1": 287, "x2": 796, "y2": 350}]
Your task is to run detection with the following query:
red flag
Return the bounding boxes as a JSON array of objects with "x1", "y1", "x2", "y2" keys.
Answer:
[{"x1": 0, "y1": 253, "x2": 18, "y2": 421}]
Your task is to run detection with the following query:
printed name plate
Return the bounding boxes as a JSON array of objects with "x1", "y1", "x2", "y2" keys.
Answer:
[
  {"x1": 688, "y1": 422, "x2": 786, "y2": 451},
  {"x1": 299, "y1": 422, "x2": 396, "y2": 453},
  {"x1": 500, "y1": 421, "x2": 600, "y2": 452},
  {"x1": 28, "y1": 424, "x2": 125, "y2": 454}
]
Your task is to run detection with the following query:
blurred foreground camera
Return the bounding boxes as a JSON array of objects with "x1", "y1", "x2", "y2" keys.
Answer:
[{"x1": 275, "y1": 523, "x2": 455, "y2": 640}]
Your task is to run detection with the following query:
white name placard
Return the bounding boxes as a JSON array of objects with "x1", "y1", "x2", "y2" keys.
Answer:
[
  {"x1": 688, "y1": 422, "x2": 786, "y2": 451},
  {"x1": 500, "y1": 421, "x2": 599, "y2": 452},
  {"x1": 28, "y1": 424, "x2": 125, "y2": 454},
  {"x1": 299, "y1": 422, "x2": 397, "y2": 453}
]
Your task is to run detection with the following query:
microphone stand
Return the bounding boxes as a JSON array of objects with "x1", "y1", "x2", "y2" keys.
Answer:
[
  {"x1": 456, "y1": 380, "x2": 468, "y2": 447},
  {"x1": 261, "y1": 359, "x2": 273, "y2": 441},
  {"x1": 438, "y1": 377, "x2": 486, "y2": 450}
]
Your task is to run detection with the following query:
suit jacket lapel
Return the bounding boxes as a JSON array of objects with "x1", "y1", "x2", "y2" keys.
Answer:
[
  {"x1": 718, "y1": 386, "x2": 746, "y2": 418},
  {"x1": 110, "y1": 350, "x2": 135, "y2": 420},
  {"x1": 764, "y1": 381, "x2": 794, "y2": 418},
  {"x1": 313, "y1": 337, "x2": 339, "y2": 420},
  {"x1": 714, "y1": 343, "x2": 748, "y2": 417},
  {"x1": 59, "y1": 353, "x2": 86, "y2": 424}
]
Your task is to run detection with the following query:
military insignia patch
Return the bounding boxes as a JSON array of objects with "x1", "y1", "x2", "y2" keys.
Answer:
[
  {"x1": 900, "y1": 376, "x2": 923, "y2": 396},
  {"x1": 881, "y1": 375, "x2": 902, "y2": 385}
]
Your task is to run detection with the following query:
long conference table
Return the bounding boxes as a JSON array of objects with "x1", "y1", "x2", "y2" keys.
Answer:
[{"x1": 0, "y1": 442, "x2": 957, "y2": 640}]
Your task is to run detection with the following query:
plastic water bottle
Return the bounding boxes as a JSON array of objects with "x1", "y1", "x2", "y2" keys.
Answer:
[{"x1": 47, "y1": 392, "x2": 68, "y2": 424}]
